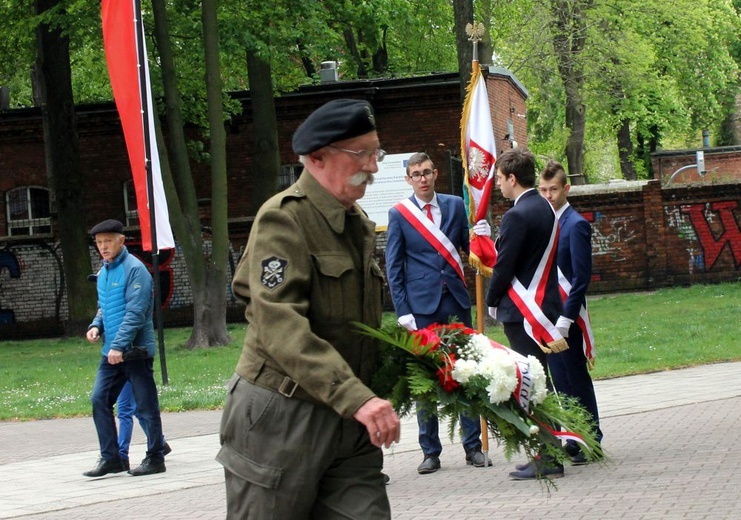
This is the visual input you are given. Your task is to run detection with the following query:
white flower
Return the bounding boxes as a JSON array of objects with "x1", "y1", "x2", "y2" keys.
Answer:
[
  {"x1": 529, "y1": 425, "x2": 539, "y2": 436},
  {"x1": 527, "y1": 355, "x2": 548, "y2": 405},
  {"x1": 452, "y1": 359, "x2": 479, "y2": 384},
  {"x1": 480, "y1": 349, "x2": 518, "y2": 404},
  {"x1": 468, "y1": 334, "x2": 492, "y2": 359}
]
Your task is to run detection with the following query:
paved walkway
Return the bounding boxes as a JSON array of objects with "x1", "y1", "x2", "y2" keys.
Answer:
[{"x1": 1, "y1": 362, "x2": 740, "y2": 519}]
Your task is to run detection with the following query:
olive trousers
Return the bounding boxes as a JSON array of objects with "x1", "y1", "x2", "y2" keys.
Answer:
[{"x1": 217, "y1": 374, "x2": 390, "y2": 520}]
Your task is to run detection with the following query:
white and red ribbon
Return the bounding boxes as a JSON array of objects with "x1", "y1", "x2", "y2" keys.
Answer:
[{"x1": 395, "y1": 199, "x2": 466, "y2": 285}]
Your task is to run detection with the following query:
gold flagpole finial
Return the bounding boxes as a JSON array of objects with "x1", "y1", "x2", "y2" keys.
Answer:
[{"x1": 465, "y1": 22, "x2": 485, "y2": 63}]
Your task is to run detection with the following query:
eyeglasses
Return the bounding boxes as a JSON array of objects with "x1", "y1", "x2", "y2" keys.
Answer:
[
  {"x1": 408, "y1": 169, "x2": 435, "y2": 181},
  {"x1": 329, "y1": 145, "x2": 386, "y2": 163}
]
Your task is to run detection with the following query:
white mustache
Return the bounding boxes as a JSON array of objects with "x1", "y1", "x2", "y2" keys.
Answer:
[{"x1": 349, "y1": 171, "x2": 375, "y2": 187}]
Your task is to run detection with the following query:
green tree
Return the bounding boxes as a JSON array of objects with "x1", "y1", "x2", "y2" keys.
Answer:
[{"x1": 32, "y1": 0, "x2": 96, "y2": 332}]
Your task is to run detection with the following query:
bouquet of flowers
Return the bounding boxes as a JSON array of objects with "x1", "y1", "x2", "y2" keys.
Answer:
[{"x1": 358, "y1": 321, "x2": 603, "y2": 466}]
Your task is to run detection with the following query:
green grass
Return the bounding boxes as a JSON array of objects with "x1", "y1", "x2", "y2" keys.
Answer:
[{"x1": 1, "y1": 283, "x2": 739, "y2": 421}]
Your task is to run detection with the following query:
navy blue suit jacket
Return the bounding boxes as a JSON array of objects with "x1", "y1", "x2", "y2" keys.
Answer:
[
  {"x1": 385, "y1": 194, "x2": 470, "y2": 317},
  {"x1": 558, "y1": 205, "x2": 592, "y2": 320},
  {"x1": 485, "y1": 189, "x2": 562, "y2": 323}
]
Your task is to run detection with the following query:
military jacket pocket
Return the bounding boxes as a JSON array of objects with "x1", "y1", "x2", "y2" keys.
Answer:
[{"x1": 311, "y1": 252, "x2": 359, "y2": 323}]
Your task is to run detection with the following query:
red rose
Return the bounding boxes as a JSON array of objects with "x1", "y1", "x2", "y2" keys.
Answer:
[
  {"x1": 436, "y1": 353, "x2": 460, "y2": 392},
  {"x1": 411, "y1": 328, "x2": 441, "y2": 353}
]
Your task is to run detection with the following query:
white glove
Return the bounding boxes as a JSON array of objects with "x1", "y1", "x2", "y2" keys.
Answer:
[
  {"x1": 473, "y1": 219, "x2": 491, "y2": 237},
  {"x1": 398, "y1": 314, "x2": 418, "y2": 331},
  {"x1": 487, "y1": 307, "x2": 497, "y2": 320},
  {"x1": 555, "y1": 315, "x2": 573, "y2": 338}
]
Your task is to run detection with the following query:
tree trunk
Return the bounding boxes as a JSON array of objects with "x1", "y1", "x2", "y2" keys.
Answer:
[
  {"x1": 199, "y1": 0, "x2": 229, "y2": 347},
  {"x1": 617, "y1": 118, "x2": 637, "y2": 180},
  {"x1": 550, "y1": 0, "x2": 590, "y2": 185},
  {"x1": 342, "y1": 28, "x2": 367, "y2": 77},
  {"x1": 247, "y1": 47, "x2": 281, "y2": 210},
  {"x1": 151, "y1": 0, "x2": 215, "y2": 348},
  {"x1": 452, "y1": 0, "x2": 474, "y2": 104},
  {"x1": 34, "y1": 0, "x2": 95, "y2": 335}
]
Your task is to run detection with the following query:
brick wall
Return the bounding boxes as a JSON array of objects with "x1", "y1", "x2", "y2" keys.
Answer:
[
  {"x1": 652, "y1": 146, "x2": 741, "y2": 184},
  {"x1": 2, "y1": 72, "x2": 740, "y2": 338},
  {"x1": 2, "y1": 178, "x2": 739, "y2": 338}
]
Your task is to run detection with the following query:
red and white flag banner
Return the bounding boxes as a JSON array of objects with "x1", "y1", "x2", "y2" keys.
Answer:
[
  {"x1": 101, "y1": 0, "x2": 174, "y2": 252},
  {"x1": 461, "y1": 60, "x2": 497, "y2": 276}
]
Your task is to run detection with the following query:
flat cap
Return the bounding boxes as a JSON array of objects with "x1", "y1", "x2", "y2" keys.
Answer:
[
  {"x1": 90, "y1": 219, "x2": 124, "y2": 235},
  {"x1": 292, "y1": 99, "x2": 376, "y2": 155}
]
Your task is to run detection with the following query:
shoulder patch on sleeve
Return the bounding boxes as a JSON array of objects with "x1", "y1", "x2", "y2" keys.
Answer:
[{"x1": 261, "y1": 256, "x2": 288, "y2": 289}]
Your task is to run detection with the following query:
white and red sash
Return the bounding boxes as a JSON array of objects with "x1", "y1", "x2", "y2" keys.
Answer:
[
  {"x1": 558, "y1": 269, "x2": 596, "y2": 368},
  {"x1": 492, "y1": 205, "x2": 566, "y2": 353},
  {"x1": 395, "y1": 199, "x2": 466, "y2": 285}
]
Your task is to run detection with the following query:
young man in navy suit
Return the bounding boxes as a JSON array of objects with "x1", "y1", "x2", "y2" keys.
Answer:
[
  {"x1": 539, "y1": 160, "x2": 602, "y2": 465},
  {"x1": 385, "y1": 152, "x2": 491, "y2": 474},
  {"x1": 485, "y1": 147, "x2": 566, "y2": 480}
]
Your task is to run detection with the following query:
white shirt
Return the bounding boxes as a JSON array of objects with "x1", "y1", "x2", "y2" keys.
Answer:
[{"x1": 413, "y1": 193, "x2": 440, "y2": 228}]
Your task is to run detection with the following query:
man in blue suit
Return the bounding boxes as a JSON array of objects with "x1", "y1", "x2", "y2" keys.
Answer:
[
  {"x1": 386, "y1": 152, "x2": 491, "y2": 474},
  {"x1": 539, "y1": 160, "x2": 602, "y2": 465}
]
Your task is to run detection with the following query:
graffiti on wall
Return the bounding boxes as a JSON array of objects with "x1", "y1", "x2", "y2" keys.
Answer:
[
  {"x1": 666, "y1": 201, "x2": 741, "y2": 273},
  {"x1": 586, "y1": 211, "x2": 637, "y2": 262}
]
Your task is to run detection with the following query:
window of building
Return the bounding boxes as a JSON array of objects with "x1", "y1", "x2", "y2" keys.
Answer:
[
  {"x1": 5, "y1": 186, "x2": 51, "y2": 236},
  {"x1": 279, "y1": 164, "x2": 304, "y2": 190},
  {"x1": 123, "y1": 179, "x2": 139, "y2": 228}
]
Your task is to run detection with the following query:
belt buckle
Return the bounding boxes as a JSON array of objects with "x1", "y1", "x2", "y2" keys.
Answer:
[{"x1": 278, "y1": 376, "x2": 298, "y2": 398}]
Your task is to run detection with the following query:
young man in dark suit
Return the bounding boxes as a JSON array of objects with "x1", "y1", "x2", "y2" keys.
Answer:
[
  {"x1": 539, "y1": 160, "x2": 602, "y2": 465},
  {"x1": 485, "y1": 147, "x2": 566, "y2": 479},
  {"x1": 386, "y1": 152, "x2": 491, "y2": 474}
]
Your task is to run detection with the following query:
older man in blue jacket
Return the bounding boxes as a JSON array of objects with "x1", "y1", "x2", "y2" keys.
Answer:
[{"x1": 83, "y1": 219, "x2": 166, "y2": 478}]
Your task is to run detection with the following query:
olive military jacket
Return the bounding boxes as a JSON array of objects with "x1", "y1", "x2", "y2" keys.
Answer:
[{"x1": 232, "y1": 172, "x2": 384, "y2": 418}]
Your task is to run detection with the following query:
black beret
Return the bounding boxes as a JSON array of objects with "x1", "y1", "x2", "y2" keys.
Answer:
[
  {"x1": 292, "y1": 99, "x2": 377, "y2": 155},
  {"x1": 90, "y1": 219, "x2": 124, "y2": 235}
]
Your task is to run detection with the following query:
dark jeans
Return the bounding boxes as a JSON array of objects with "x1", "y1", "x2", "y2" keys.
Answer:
[{"x1": 91, "y1": 356, "x2": 165, "y2": 463}]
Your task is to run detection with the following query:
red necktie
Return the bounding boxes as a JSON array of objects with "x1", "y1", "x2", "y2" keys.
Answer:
[{"x1": 424, "y1": 204, "x2": 434, "y2": 222}]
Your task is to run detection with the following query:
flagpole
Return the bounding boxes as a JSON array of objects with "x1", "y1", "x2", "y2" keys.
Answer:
[
  {"x1": 133, "y1": 0, "x2": 168, "y2": 385},
  {"x1": 464, "y1": 21, "x2": 491, "y2": 467}
]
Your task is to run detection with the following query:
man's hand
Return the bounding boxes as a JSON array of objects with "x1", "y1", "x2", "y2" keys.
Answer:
[
  {"x1": 487, "y1": 307, "x2": 497, "y2": 320},
  {"x1": 107, "y1": 349, "x2": 124, "y2": 365},
  {"x1": 353, "y1": 397, "x2": 401, "y2": 449},
  {"x1": 473, "y1": 219, "x2": 491, "y2": 237},
  {"x1": 86, "y1": 327, "x2": 100, "y2": 343},
  {"x1": 397, "y1": 314, "x2": 417, "y2": 331},
  {"x1": 555, "y1": 315, "x2": 573, "y2": 338}
]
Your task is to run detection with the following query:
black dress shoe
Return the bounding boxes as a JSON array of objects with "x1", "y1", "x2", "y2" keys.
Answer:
[
  {"x1": 509, "y1": 458, "x2": 564, "y2": 480},
  {"x1": 417, "y1": 455, "x2": 441, "y2": 474},
  {"x1": 383, "y1": 473, "x2": 390, "y2": 485},
  {"x1": 163, "y1": 442, "x2": 172, "y2": 456},
  {"x1": 128, "y1": 458, "x2": 166, "y2": 476},
  {"x1": 83, "y1": 458, "x2": 126, "y2": 477},
  {"x1": 465, "y1": 449, "x2": 493, "y2": 467},
  {"x1": 122, "y1": 459, "x2": 130, "y2": 471},
  {"x1": 570, "y1": 452, "x2": 588, "y2": 465}
]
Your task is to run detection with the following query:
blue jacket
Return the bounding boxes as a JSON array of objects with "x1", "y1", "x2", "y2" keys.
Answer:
[
  {"x1": 89, "y1": 246, "x2": 156, "y2": 357},
  {"x1": 557, "y1": 205, "x2": 592, "y2": 320},
  {"x1": 385, "y1": 193, "x2": 471, "y2": 317}
]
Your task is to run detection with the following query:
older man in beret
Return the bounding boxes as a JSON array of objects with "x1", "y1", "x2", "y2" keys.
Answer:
[
  {"x1": 83, "y1": 219, "x2": 167, "y2": 478},
  {"x1": 217, "y1": 99, "x2": 400, "y2": 519}
]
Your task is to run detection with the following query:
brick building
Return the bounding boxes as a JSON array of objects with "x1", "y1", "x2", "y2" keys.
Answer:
[{"x1": 1, "y1": 69, "x2": 740, "y2": 338}]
